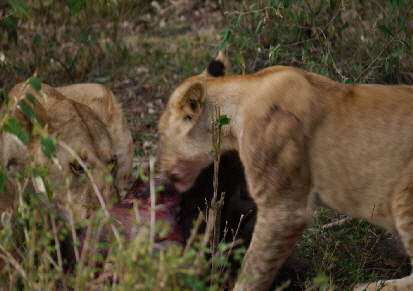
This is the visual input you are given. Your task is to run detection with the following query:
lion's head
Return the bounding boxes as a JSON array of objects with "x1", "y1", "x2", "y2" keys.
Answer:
[
  {"x1": 0, "y1": 82, "x2": 130, "y2": 223},
  {"x1": 157, "y1": 52, "x2": 231, "y2": 192}
]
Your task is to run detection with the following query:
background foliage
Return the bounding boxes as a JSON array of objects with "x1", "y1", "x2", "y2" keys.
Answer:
[{"x1": 1, "y1": 0, "x2": 413, "y2": 290}]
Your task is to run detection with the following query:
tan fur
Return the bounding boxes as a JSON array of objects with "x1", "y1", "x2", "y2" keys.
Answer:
[
  {"x1": 55, "y1": 84, "x2": 134, "y2": 199},
  {"x1": 157, "y1": 55, "x2": 413, "y2": 291},
  {"x1": 0, "y1": 82, "x2": 133, "y2": 223}
]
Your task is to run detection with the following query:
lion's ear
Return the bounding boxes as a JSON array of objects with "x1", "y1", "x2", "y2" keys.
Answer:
[
  {"x1": 176, "y1": 80, "x2": 206, "y2": 124},
  {"x1": 14, "y1": 96, "x2": 49, "y2": 136},
  {"x1": 8, "y1": 83, "x2": 50, "y2": 137},
  {"x1": 202, "y1": 51, "x2": 228, "y2": 77}
]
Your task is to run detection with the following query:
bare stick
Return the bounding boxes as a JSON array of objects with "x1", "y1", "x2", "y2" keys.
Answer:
[
  {"x1": 208, "y1": 106, "x2": 227, "y2": 285},
  {"x1": 149, "y1": 157, "x2": 156, "y2": 248}
]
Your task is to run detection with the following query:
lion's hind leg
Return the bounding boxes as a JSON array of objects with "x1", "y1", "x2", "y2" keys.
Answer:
[
  {"x1": 354, "y1": 177, "x2": 413, "y2": 291},
  {"x1": 354, "y1": 277, "x2": 413, "y2": 291}
]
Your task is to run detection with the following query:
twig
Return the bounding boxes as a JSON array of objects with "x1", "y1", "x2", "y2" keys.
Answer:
[
  {"x1": 306, "y1": 3, "x2": 326, "y2": 56},
  {"x1": 224, "y1": 6, "x2": 275, "y2": 15},
  {"x1": 321, "y1": 217, "x2": 351, "y2": 229},
  {"x1": 47, "y1": 55, "x2": 76, "y2": 83},
  {"x1": 0, "y1": 245, "x2": 34, "y2": 289},
  {"x1": 50, "y1": 215, "x2": 63, "y2": 272},
  {"x1": 149, "y1": 156, "x2": 156, "y2": 248},
  {"x1": 183, "y1": 213, "x2": 205, "y2": 255},
  {"x1": 317, "y1": 28, "x2": 346, "y2": 80},
  {"x1": 208, "y1": 106, "x2": 226, "y2": 286},
  {"x1": 219, "y1": 212, "x2": 252, "y2": 275}
]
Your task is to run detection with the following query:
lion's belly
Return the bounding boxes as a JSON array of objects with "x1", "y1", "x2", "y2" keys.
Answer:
[
  {"x1": 310, "y1": 185, "x2": 397, "y2": 233},
  {"x1": 308, "y1": 103, "x2": 413, "y2": 234}
]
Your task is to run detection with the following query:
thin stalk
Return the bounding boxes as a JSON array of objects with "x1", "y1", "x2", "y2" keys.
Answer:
[
  {"x1": 149, "y1": 157, "x2": 156, "y2": 248},
  {"x1": 209, "y1": 106, "x2": 226, "y2": 286}
]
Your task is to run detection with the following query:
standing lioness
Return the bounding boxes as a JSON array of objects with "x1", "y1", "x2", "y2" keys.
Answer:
[{"x1": 157, "y1": 52, "x2": 413, "y2": 291}]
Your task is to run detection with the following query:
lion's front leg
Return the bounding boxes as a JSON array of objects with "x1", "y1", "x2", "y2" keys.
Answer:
[
  {"x1": 234, "y1": 107, "x2": 313, "y2": 291},
  {"x1": 234, "y1": 199, "x2": 311, "y2": 291}
]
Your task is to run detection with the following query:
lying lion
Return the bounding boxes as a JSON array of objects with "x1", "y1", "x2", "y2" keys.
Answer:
[
  {"x1": 0, "y1": 82, "x2": 133, "y2": 223},
  {"x1": 157, "y1": 52, "x2": 413, "y2": 291}
]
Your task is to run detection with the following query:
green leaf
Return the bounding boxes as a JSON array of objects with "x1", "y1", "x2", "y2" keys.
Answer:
[
  {"x1": 17, "y1": 59, "x2": 26, "y2": 76},
  {"x1": 269, "y1": 52, "x2": 277, "y2": 65},
  {"x1": 390, "y1": 55, "x2": 399, "y2": 69},
  {"x1": 219, "y1": 30, "x2": 232, "y2": 50},
  {"x1": 400, "y1": 40, "x2": 411, "y2": 50},
  {"x1": 105, "y1": 174, "x2": 114, "y2": 183},
  {"x1": 41, "y1": 136, "x2": 56, "y2": 159},
  {"x1": 33, "y1": 33, "x2": 41, "y2": 45},
  {"x1": 3, "y1": 16, "x2": 16, "y2": 29},
  {"x1": 155, "y1": 185, "x2": 165, "y2": 194},
  {"x1": 7, "y1": 0, "x2": 30, "y2": 18},
  {"x1": 390, "y1": 0, "x2": 399, "y2": 10},
  {"x1": 106, "y1": 0, "x2": 119, "y2": 16},
  {"x1": 291, "y1": 11, "x2": 298, "y2": 24},
  {"x1": 378, "y1": 25, "x2": 393, "y2": 36},
  {"x1": 0, "y1": 89, "x2": 8, "y2": 108},
  {"x1": 26, "y1": 187, "x2": 40, "y2": 198},
  {"x1": 31, "y1": 166, "x2": 49, "y2": 178},
  {"x1": 4, "y1": 118, "x2": 29, "y2": 144},
  {"x1": 248, "y1": 3, "x2": 257, "y2": 10},
  {"x1": 271, "y1": 0, "x2": 280, "y2": 8},
  {"x1": 390, "y1": 46, "x2": 404, "y2": 57},
  {"x1": 398, "y1": 16, "x2": 405, "y2": 28},
  {"x1": 384, "y1": 59, "x2": 389, "y2": 73},
  {"x1": 25, "y1": 93, "x2": 36, "y2": 106},
  {"x1": 236, "y1": 50, "x2": 244, "y2": 65},
  {"x1": 235, "y1": 12, "x2": 244, "y2": 25},
  {"x1": 4, "y1": 17, "x2": 18, "y2": 43},
  {"x1": 0, "y1": 166, "x2": 6, "y2": 193},
  {"x1": 218, "y1": 115, "x2": 231, "y2": 127},
  {"x1": 283, "y1": 0, "x2": 291, "y2": 8},
  {"x1": 18, "y1": 99, "x2": 40, "y2": 124},
  {"x1": 309, "y1": 61, "x2": 315, "y2": 72},
  {"x1": 29, "y1": 76, "x2": 41, "y2": 93},
  {"x1": 65, "y1": 0, "x2": 86, "y2": 16},
  {"x1": 330, "y1": 0, "x2": 338, "y2": 10},
  {"x1": 255, "y1": 19, "x2": 265, "y2": 34}
]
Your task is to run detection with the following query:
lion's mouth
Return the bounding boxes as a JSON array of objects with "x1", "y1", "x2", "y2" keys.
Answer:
[
  {"x1": 166, "y1": 159, "x2": 211, "y2": 192},
  {"x1": 117, "y1": 176, "x2": 185, "y2": 245},
  {"x1": 169, "y1": 173, "x2": 195, "y2": 192}
]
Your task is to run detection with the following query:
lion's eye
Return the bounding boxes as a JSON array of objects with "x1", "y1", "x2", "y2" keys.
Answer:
[
  {"x1": 71, "y1": 162, "x2": 85, "y2": 176},
  {"x1": 184, "y1": 115, "x2": 192, "y2": 121}
]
